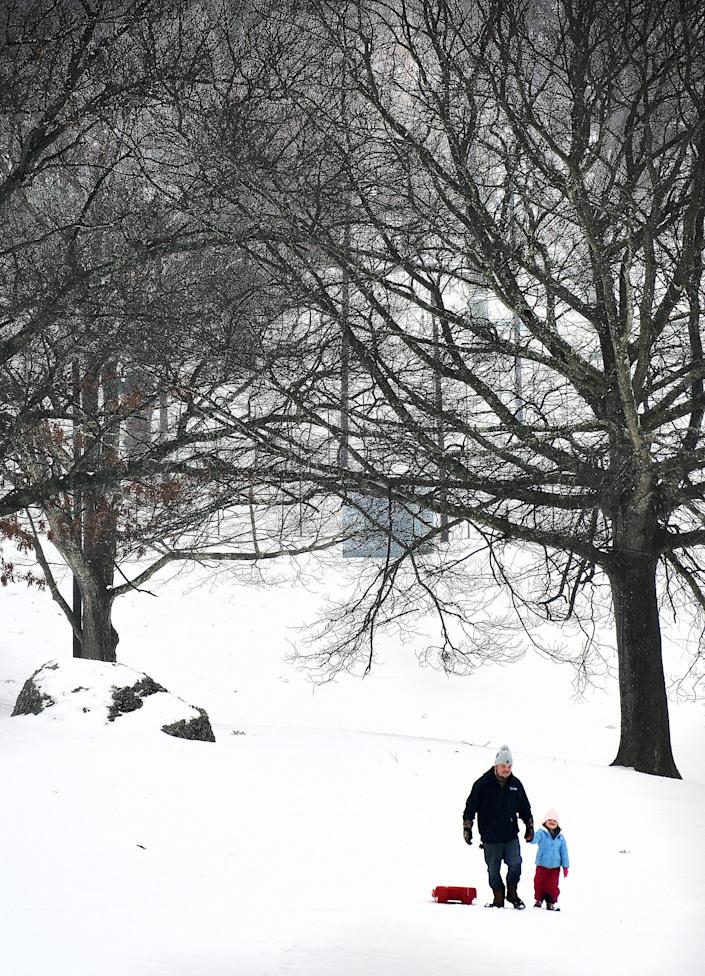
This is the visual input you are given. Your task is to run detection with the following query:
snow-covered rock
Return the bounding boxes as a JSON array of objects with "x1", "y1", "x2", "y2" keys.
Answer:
[{"x1": 11, "y1": 659, "x2": 215, "y2": 741}]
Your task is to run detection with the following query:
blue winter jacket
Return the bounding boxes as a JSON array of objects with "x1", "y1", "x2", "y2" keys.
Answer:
[{"x1": 529, "y1": 826, "x2": 570, "y2": 869}]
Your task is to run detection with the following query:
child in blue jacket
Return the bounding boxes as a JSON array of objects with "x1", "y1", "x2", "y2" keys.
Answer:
[{"x1": 528, "y1": 808, "x2": 570, "y2": 910}]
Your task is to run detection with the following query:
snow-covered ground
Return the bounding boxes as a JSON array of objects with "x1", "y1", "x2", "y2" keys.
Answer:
[{"x1": 1, "y1": 560, "x2": 704, "y2": 975}]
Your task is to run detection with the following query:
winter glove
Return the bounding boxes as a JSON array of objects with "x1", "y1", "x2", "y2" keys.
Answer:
[
  {"x1": 524, "y1": 821, "x2": 534, "y2": 843},
  {"x1": 462, "y1": 820, "x2": 473, "y2": 845},
  {"x1": 563, "y1": 868, "x2": 569, "y2": 878}
]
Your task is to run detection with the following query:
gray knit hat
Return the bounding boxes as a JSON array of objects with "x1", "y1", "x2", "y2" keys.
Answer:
[{"x1": 495, "y1": 744, "x2": 513, "y2": 765}]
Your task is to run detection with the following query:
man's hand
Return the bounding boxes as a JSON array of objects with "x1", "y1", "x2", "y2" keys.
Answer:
[
  {"x1": 563, "y1": 867, "x2": 569, "y2": 878},
  {"x1": 462, "y1": 820, "x2": 473, "y2": 845},
  {"x1": 524, "y1": 821, "x2": 534, "y2": 842}
]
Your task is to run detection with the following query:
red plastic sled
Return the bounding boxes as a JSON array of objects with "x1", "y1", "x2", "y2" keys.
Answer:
[{"x1": 432, "y1": 886, "x2": 477, "y2": 905}]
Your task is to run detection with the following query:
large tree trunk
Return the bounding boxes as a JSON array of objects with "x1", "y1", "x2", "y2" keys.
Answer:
[
  {"x1": 80, "y1": 584, "x2": 118, "y2": 662},
  {"x1": 75, "y1": 355, "x2": 119, "y2": 662},
  {"x1": 608, "y1": 551, "x2": 680, "y2": 778}
]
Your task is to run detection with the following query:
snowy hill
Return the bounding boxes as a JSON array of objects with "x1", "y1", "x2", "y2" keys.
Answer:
[{"x1": 1, "y1": 563, "x2": 704, "y2": 976}]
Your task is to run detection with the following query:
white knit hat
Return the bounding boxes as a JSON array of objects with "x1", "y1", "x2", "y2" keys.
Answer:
[
  {"x1": 494, "y1": 744, "x2": 513, "y2": 765},
  {"x1": 543, "y1": 808, "x2": 560, "y2": 824}
]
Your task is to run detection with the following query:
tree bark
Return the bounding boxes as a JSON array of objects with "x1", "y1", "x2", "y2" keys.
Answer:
[
  {"x1": 608, "y1": 551, "x2": 680, "y2": 778},
  {"x1": 74, "y1": 355, "x2": 119, "y2": 662},
  {"x1": 80, "y1": 585, "x2": 118, "y2": 663},
  {"x1": 72, "y1": 576, "x2": 83, "y2": 658}
]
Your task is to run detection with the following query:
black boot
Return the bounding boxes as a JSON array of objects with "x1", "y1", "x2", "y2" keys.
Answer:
[
  {"x1": 506, "y1": 883, "x2": 525, "y2": 909},
  {"x1": 486, "y1": 886, "x2": 505, "y2": 908}
]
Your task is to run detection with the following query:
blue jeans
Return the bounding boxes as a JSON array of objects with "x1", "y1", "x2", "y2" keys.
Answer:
[{"x1": 482, "y1": 838, "x2": 522, "y2": 890}]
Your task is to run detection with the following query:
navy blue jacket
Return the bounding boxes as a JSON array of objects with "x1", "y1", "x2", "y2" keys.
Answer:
[{"x1": 463, "y1": 768, "x2": 532, "y2": 844}]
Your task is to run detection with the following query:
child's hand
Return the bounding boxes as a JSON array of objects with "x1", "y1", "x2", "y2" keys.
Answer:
[{"x1": 563, "y1": 868, "x2": 569, "y2": 878}]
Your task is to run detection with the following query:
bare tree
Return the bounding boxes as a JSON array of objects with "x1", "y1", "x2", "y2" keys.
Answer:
[
  {"x1": 8, "y1": 241, "x2": 347, "y2": 661},
  {"x1": 0, "y1": 0, "x2": 348, "y2": 659},
  {"x1": 0, "y1": 0, "x2": 199, "y2": 513},
  {"x1": 210, "y1": 0, "x2": 705, "y2": 778}
]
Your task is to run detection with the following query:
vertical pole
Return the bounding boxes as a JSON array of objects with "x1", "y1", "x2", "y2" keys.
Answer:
[
  {"x1": 339, "y1": 228, "x2": 350, "y2": 470},
  {"x1": 510, "y1": 190, "x2": 524, "y2": 422},
  {"x1": 338, "y1": 63, "x2": 350, "y2": 473},
  {"x1": 432, "y1": 315, "x2": 449, "y2": 542},
  {"x1": 159, "y1": 389, "x2": 168, "y2": 439},
  {"x1": 71, "y1": 358, "x2": 82, "y2": 658}
]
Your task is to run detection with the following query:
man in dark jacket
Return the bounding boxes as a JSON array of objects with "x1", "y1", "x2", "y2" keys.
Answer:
[{"x1": 462, "y1": 744, "x2": 534, "y2": 908}]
